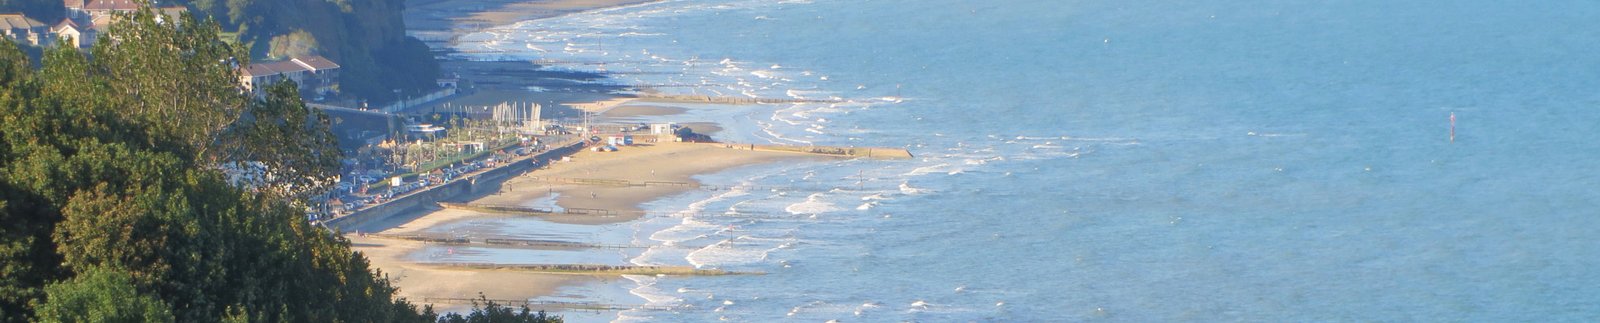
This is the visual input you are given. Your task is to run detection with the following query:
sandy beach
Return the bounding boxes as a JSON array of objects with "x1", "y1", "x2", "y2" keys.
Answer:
[
  {"x1": 340, "y1": 0, "x2": 841, "y2": 313},
  {"x1": 350, "y1": 140, "x2": 808, "y2": 308},
  {"x1": 348, "y1": 82, "x2": 813, "y2": 309}
]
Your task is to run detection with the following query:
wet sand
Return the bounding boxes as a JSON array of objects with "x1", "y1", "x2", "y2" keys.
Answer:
[
  {"x1": 599, "y1": 105, "x2": 686, "y2": 117},
  {"x1": 351, "y1": 141, "x2": 808, "y2": 308},
  {"x1": 361, "y1": 0, "x2": 796, "y2": 312}
]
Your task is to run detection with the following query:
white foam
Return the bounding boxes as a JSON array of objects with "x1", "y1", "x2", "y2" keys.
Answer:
[
  {"x1": 903, "y1": 163, "x2": 950, "y2": 176},
  {"x1": 685, "y1": 239, "x2": 770, "y2": 267},
  {"x1": 648, "y1": 217, "x2": 719, "y2": 243},
  {"x1": 624, "y1": 275, "x2": 681, "y2": 306},
  {"x1": 785, "y1": 193, "x2": 841, "y2": 214},
  {"x1": 899, "y1": 182, "x2": 932, "y2": 195}
]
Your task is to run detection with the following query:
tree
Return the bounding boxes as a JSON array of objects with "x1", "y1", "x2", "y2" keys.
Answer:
[
  {"x1": 176, "y1": 0, "x2": 441, "y2": 104},
  {"x1": 434, "y1": 295, "x2": 561, "y2": 323},
  {"x1": 34, "y1": 268, "x2": 173, "y2": 323},
  {"x1": 0, "y1": 8, "x2": 432, "y2": 323},
  {"x1": 218, "y1": 81, "x2": 342, "y2": 200},
  {"x1": 267, "y1": 29, "x2": 318, "y2": 59}
]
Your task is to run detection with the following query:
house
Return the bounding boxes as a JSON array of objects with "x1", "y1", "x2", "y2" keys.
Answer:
[
  {"x1": 0, "y1": 14, "x2": 46, "y2": 46},
  {"x1": 51, "y1": 19, "x2": 85, "y2": 48},
  {"x1": 63, "y1": 0, "x2": 141, "y2": 21},
  {"x1": 239, "y1": 56, "x2": 341, "y2": 98},
  {"x1": 60, "y1": 1, "x2": 186, "y2": 48}
]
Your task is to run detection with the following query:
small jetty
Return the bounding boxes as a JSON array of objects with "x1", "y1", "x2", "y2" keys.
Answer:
[{"x1": 423, "y1": 263, "x2": 760, "y2": 276}]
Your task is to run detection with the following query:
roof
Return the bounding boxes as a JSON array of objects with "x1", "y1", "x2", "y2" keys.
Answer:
[
  {"x1": 241, "y1": 56, "x2": 341, "y2": 77},
  {"x1": 0, "y1": 14, "x2": 45, "y2": 32},
  {"x1": 242, "y1": 61, "x2": 301, "y2": 77},
  {"x1": 291, "y1": 56, "x2": 340, "y2": 70},
  {"x1": 88, "y1": 15, "x2": 113, "y2": 29},
  {"x1": 52, "y1": 18, "x2": 79, "y2": 33},
  {"x1": 79, "y1": 0, "x2": 142, "y2": 11},
  {"x1": 62, "y1": 0, "x2": 84, "y2": 9}
]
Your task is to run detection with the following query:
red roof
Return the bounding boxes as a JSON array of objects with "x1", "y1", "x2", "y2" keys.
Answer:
[{"x1": 80, "y1": 0, "x2": 141, "y2": 11}]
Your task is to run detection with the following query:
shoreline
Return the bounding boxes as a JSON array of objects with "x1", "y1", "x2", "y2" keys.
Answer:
[
  {"x1": 351, "y1": 137, "x2": 812, "y2": 312},
  {"x1": 358, "y1": 0, "x2": 685, "y2": 313},
  {"x1": 366, "y1": 0, "x2": 825, "y2": 309},
  {"x1": 370, "y1": 0, "x2": 895, "y2": 314}
]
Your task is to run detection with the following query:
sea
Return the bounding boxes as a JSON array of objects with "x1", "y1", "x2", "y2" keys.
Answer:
[{"x1": 449, "y1": 0, "x2": 1600, "y2": 321}]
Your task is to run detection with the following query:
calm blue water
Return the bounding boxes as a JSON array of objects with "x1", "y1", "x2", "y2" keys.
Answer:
[{"x1": 454, "y1": 0, "x2": 1600, "y2": 321}]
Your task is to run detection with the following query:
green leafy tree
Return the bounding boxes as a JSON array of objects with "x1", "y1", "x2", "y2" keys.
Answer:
[
  {"x1": 35, "y1": 267, "x2": 174, "y2": 323},
  {"x1": 435, "y1": 295, "x2": 561, "y2": 323},
  {"x1": 0, "y1": 8, "x2": 432, "y2": 323},
  {"x1": 173, "y1": 0, "x2": 441, "y2": 104},
  {"x1": 266, "y1": 29, "x2": 318, "y2": 59},
  {"x1": 218, "y1": 81, "x2": 343, "y2": 200}
]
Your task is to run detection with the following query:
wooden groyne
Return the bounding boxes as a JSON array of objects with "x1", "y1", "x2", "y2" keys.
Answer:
[
  {"x1": 636, "y1": 93, "x2": 843, "y2": 105},
  {"x1": 437, "y1": 202, "x2": 618, "y2": 216},
  {"x1": 419, "y1": 297, "x2": 678, "y2": 312},
  {"x1": 511, "y1": 175, "x2": 893, "y2": 194},
  {"x1": 710, "y1": 143, "x2": 914, "y2": 159},
  {"x1": 424, "y1": 263, "x2": 760, "y2": 276},
  {"x1": 369, "y1": 234, "x2": 636, "y2": 249},
  {"x1": 434, "y1": 201, "x2": 812, "y2": 219}
]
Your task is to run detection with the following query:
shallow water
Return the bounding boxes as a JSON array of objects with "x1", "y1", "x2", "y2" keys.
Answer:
[{"x1": 452, "y1": 0, "x2": 1600, "y2": 321}]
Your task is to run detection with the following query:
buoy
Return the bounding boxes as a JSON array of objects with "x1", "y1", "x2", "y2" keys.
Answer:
[{"x1": 1449, "y1": 112, "x2": 1456, "y2": 143}]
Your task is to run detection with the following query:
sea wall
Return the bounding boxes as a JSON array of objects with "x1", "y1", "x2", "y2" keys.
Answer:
[{"x1": 325, "y1": 141, "x2": 585, "y2": 232}]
